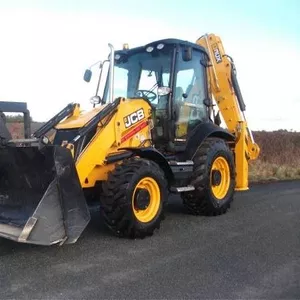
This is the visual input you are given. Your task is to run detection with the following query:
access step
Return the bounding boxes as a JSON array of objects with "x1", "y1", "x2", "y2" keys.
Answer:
[
  {"x1": 170, "y1": 186, "x2": 195, "y2": 193},
  {"x1": 168, "y1": 160, "x2": 194, "y2": 166},
  {"x1": 168, "y1": 160, "x2": 194, "y2": 181}
]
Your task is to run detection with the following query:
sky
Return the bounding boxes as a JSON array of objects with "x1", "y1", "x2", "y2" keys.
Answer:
[{"x1": 0, "y1": 0, "x2": 299, "y2": 131}]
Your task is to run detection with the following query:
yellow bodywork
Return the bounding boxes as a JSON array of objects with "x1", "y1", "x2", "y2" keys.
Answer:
[
  {"x1": 197, "y1": 34, "x2": 260, "y2": 191},
  {"x1": 55, "y1": 98, "x2": 153, "y2": 188},
  {"x1": 53, "y1": 34, "x2": 259, "y2": 192},
  {"x1": 56, "y1": 104, "x2": 106, "y2": 129}
]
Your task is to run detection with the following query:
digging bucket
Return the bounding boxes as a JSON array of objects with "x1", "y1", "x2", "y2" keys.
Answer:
[{"x1": 0, "y1": 144, "x2": 90, "y2": 246}]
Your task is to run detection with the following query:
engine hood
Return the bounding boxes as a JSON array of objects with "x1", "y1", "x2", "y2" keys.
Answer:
[{"x1": 55, "y1": 104, "x2": 109, "y2": 129}]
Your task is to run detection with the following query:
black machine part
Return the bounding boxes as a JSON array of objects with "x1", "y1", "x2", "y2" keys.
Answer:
[
  {"x1": 0, "y1": 112, "x2": 12, "y2": 141},
  {"x1": 33, "y1": 103, "x2": 77, "y2": 139},
  {"x1": 0, "y1": 101, "x2": 31, "y2": 140},
  {"x1": 0, "y1": 145, "x2": 90, "y2": 245}
]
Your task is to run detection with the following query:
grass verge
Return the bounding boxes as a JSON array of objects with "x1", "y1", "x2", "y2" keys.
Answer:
[{"x1": 249, "y1": 159, "x2": 300, "y2": 182}]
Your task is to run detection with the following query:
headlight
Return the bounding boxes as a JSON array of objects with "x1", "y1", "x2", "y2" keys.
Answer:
[
  {"x1": 42, "y1": 136, "x2": 49, "y2": 145},
  {"x1": 115, "y1": 54, "x2": 121, "y2": 60},
  {"x1": 146, "y1": 46, "x2": 154, "y2": 52},
  {"x1": 157, "y1": 43, "x2": 164, "y2": 50}
]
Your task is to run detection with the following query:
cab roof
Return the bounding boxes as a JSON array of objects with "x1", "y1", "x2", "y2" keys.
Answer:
[{"x1": 115, "y1": 38, "x2": 208, "y2": 57}]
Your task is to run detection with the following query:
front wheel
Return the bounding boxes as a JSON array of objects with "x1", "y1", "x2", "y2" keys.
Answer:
[
  {"x1": 100, "y1": 158, "x2": 168, "y2": 238},
  {"x1": 183, "y1": 137, "x2": 236, "y2": 216}
]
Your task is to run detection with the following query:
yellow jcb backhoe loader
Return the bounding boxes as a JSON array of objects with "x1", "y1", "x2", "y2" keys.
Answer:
[{"x1": 0, "y1": 33, "x2": 259, "y2": 246}]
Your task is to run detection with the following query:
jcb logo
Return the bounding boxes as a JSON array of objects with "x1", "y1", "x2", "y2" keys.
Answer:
[
  {"x1": 124, "y1": 108, "x2": 145, "y2": 128},
  {"x1": 212, "y1": 43, "x2": 222, "y2": 64}
]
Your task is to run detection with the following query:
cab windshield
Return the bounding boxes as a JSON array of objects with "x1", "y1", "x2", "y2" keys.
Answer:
[{"x1": 103, "y1": 45, "x2": 174, "y2": 105}]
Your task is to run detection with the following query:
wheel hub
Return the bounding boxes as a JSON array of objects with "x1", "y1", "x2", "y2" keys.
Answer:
[
  {"x1": 211, "y1": 170, "x2": 222, "y2": 186},
  {"x1": 134, "y1": 188, "x2": 150, "y2": 210}
]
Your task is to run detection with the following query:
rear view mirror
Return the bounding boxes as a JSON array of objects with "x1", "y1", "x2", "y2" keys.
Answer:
[
  {"x1": 84, "y1": 69, "x2": 92, "y2": 82},
  {"x1": 182, "y1": 46, "x2": 192, "y2": 61}
]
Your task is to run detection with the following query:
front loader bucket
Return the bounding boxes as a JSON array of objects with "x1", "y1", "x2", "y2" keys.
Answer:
[{"x1": 0, "y1": 145, "x2": 90, "y2": 246}]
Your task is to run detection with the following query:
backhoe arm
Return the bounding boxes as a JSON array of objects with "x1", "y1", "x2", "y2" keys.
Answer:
[{"x1": 196, "y1": 33, "x2": 260, "y2": 190}]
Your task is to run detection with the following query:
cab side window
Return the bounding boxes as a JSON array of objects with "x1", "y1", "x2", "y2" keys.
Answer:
[{"x1": 174, "y1": 49, "x2": 207, "y2": 139}]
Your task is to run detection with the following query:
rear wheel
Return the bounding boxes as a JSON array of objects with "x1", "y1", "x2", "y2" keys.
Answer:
[
  {"x1": 182, "y1": 137, "x2": 235, "y2": 215},
  {"x1": 100, "y1": 158, "x2": 168, "y2": 238}
]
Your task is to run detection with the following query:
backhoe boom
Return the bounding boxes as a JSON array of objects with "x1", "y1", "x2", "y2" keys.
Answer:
[{"x1": 197, "y1": 34, "x2": 260, "y2": 190}]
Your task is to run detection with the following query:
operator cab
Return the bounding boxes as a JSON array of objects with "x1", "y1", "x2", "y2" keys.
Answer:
[{"x1": 90, "y1": 39, "x2": 211, "y2": 153}]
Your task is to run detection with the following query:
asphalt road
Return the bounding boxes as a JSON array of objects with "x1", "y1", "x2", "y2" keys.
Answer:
[{"x1": 0, "y1": 180, "x2": 300, "y2": 299}]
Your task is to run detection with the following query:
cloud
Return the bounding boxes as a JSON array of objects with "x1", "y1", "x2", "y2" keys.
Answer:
[
  {"x1": 0, "y1": 8, "x2": 190, "y2": 120},
  {"x1": 0, "y1": 7, "x2": 299, "y2": 131}
]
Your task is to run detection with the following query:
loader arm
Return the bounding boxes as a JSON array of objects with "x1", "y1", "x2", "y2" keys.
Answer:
[{"x1": 196, "y1": 34, "x2": 260, "y2": 190}]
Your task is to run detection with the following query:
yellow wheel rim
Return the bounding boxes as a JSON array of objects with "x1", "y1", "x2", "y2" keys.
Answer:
[
  {"x1": 210, "y1": 157, "x2": 230, "y2": 200},
  {"x1": 132, "y1": 177, "x2": 161, "y2": 223}
]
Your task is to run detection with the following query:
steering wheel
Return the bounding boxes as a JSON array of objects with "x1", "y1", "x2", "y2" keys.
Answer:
[{"x1": 135, "y1": 90, "x2": 157, "y2": 102}]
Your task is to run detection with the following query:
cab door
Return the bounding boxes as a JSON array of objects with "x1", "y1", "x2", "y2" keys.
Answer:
[{"x1": 173, "y1": 47, "x2": 209, "y2": 141}]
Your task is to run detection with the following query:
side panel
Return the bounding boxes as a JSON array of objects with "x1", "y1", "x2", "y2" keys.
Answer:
[
  {"x1": 179, "y1": 122, "x2": 235, "y2": 160},
  {"x1": 77, "y1": 98, "x2": 153, "y2": 187},
  {"x1": 75, "y1": 116, "x2": 117, "y2": 186}
]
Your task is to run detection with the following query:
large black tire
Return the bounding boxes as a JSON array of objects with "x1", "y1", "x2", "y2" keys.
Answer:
[
  {"x1": 100, "y1": 157, "x2": 168, "y2": 239},
  {"x1": 182, "y1": 137, "x2": 235, "y2": 216}
]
